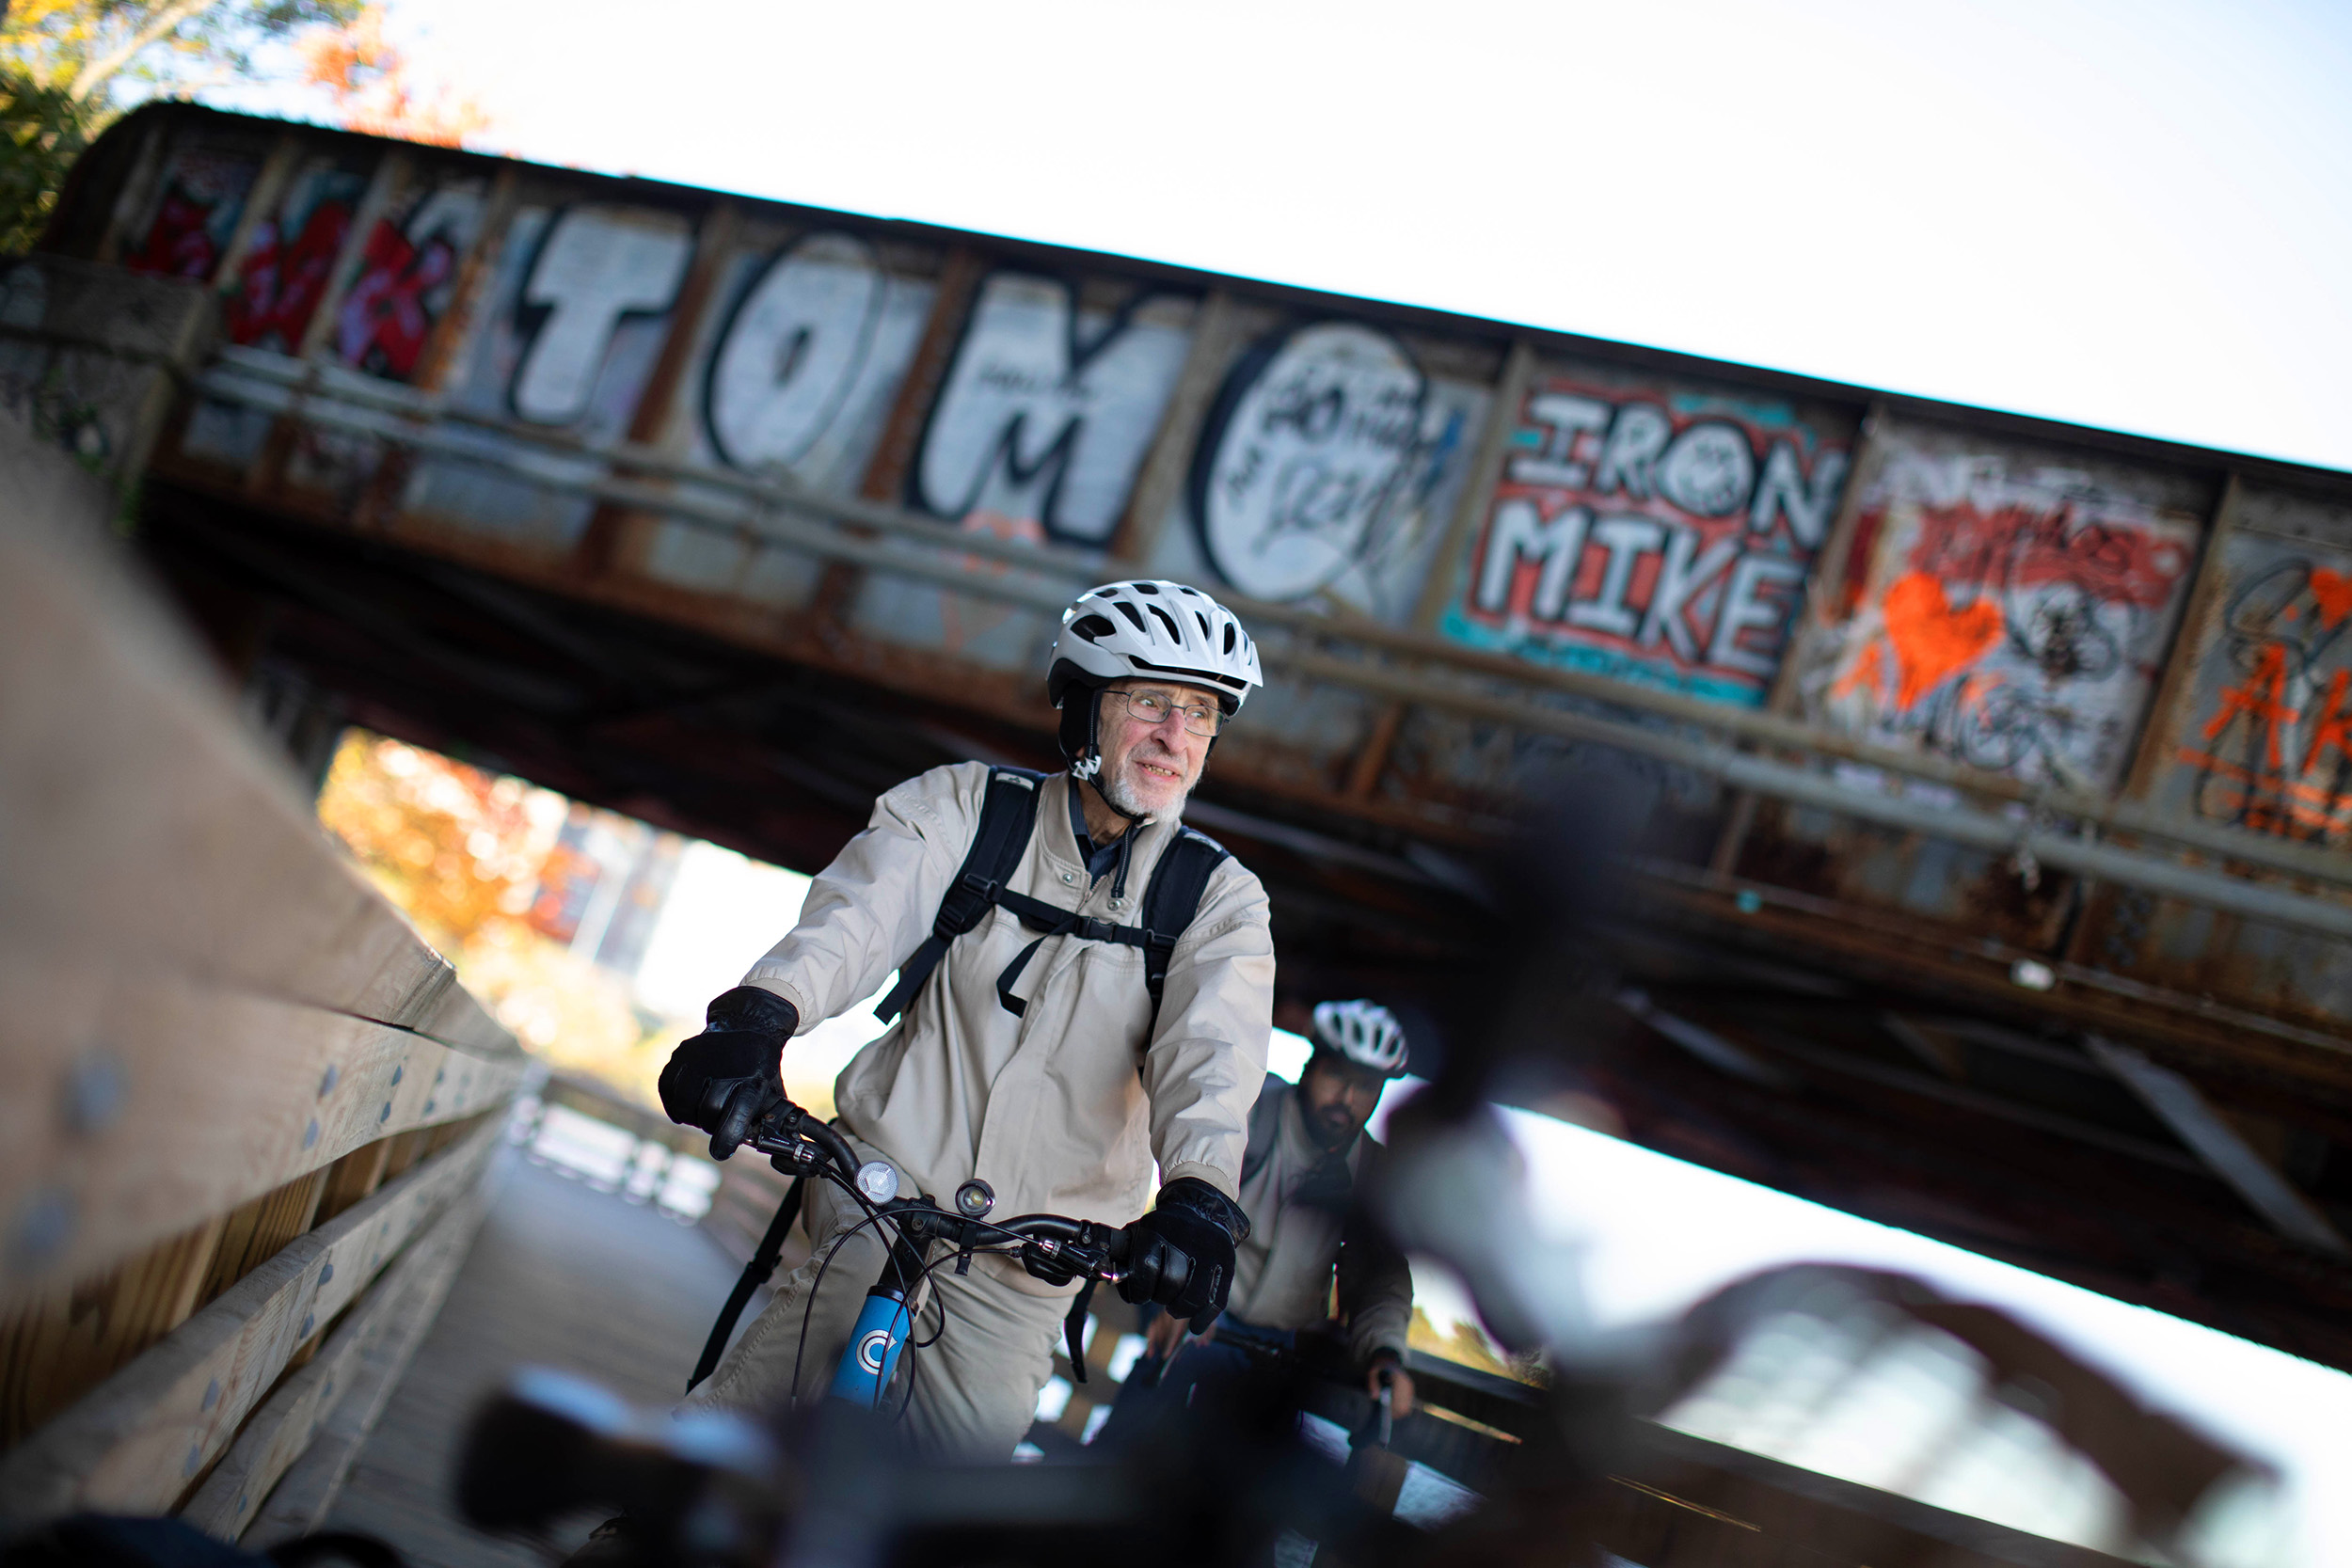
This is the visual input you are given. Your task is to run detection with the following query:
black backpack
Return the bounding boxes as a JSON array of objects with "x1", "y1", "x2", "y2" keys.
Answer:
[{"x1": 870, "y1": 768, "x2": 1230, "y2": 1025}]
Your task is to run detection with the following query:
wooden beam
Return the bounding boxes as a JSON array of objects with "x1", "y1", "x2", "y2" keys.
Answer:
[
  {"x1": 180, "y1": 1171, "x2": 489, "y2": 1542},
  {"x1": 0, "y1": 483, "x2": 507, "y2": 1048},
  {"x1": 0, "y1": 949, "x2": 522, "y2": 1308},
  {"x1": 0, "y1": 1111, "x2": 502, "y2": 1523}
]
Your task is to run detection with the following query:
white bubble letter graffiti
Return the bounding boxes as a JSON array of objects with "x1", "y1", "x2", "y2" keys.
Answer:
[
  {"x1": 512, "y1": 206, "x2": 691, "y2": 426},
  {"x1": 914, "y1": 274, "x2": 1192, "y2": 546},
  {"x1": 1474, "y1": 500, "x2": 1591, "y2": 623},
  {"x1": 1748, "y1": 440, "x2": 1850, "y2": 547},
  {"x1": 705, "y1": 232, "x2": 884, "y2": 472},
  {"x1": 1196, "y1": 323, "x2": 1427, "y2": 602},
  {"x1": 1709, "y1": 555, "x2": 1807, "y2": 675},
  {"x1": 1568, "y1": 515, "x2": 1668, "y2": 637}
]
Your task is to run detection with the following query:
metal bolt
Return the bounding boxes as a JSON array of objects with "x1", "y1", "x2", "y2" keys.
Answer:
[
  {"x1": 318, "y1": 1065, "x2": 339, "y2": 1098},
  {"x1": 61, "y1": 1053, "x2": 125, "y2": 1134}
]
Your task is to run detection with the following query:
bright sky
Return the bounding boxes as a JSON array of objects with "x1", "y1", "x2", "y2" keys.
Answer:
[
  {"x1": 634, "y1": 844, "x2": 2352, "y2": 1560},
  {"x1": 203, "y1": 0, "x2": 2352, "y2": 476}
]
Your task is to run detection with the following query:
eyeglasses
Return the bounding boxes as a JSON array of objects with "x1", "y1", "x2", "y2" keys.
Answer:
[{"x1": 1103, "y1": 687, "x2": 1226, "y2": 739}]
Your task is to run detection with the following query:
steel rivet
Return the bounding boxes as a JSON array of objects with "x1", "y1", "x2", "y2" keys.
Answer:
[
  {"x1": 1061, "y1": 871, "x2": 1077, "y2": 885},
  {"x1": 303, "y1": 1118, "x2": 319, "y2": 1149},
  {"x1": 319, "y1": 1065, "x2": 339, "y2": 1098},
  {"x1": 62, "y1": 1053, "x2": 125, "y2": 1135},
  {"x1": 201, "y1": 1378, "x2": 219, "y2": 1411}
]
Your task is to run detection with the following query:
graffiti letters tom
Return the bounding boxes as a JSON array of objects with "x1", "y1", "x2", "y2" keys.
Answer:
[{"x1": 1444, "y1": 370, "x2": 1852, "y2": 705}]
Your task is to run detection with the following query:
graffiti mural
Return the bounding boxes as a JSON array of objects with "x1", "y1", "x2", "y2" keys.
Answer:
[
  {"x1": 509, "y1": 205, "x2": 692, "y2": 425},
  {"x1": 329, "y1": 182, "x2": 487, "y2": 381},
  {"x1": 122, "y1": 147, "x2": 261, "y2": 281},
  {"x1": 2169, "y1": 518, "x2": 2352, "y2": 845},
  {"x1": 1442, "y1": 369, "x2": 1852, "y2": 705},
  {"x1": 222, "y1": 161, "x2": 367, "y2": 352},
  {"x1": 911, "y1": 273, "x2": 1194, "y2": 546},
  {"x1": 703, "y1": 231, "x2": 888, "y2": 473},
  {"x1": 1810, "y1": 433, "x2": 2201, "y2": 788},
  {"x1": 1189, "y1": 323, "x2": 1461, "y2": 603}
]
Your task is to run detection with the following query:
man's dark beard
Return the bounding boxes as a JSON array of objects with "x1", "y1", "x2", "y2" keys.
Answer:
[{"x1": 1311, "y1": 1104, "x2": 1359, "y2": 1151}]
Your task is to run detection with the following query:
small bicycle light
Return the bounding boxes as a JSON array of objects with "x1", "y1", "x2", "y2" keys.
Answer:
[
  {"x1": 854, "y1": 1160, "x2": 900, "y2": 1205},
  {"x1": 953, "y1": 1179, "x2": 994, "y2": 1219}
]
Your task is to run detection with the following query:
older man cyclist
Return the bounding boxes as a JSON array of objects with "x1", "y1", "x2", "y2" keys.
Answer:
[{"x1": 654, "y1": 580, "x2": 1275, "y2": 1461}]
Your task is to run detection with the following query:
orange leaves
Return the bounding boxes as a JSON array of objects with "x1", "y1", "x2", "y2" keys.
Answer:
[{"x1": 294, "y1": 4, "x2": 490, "y2": 149}]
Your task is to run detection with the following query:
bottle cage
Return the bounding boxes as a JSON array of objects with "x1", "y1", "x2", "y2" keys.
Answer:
[{"x1": 871, "y1": 768, "x2": 1229, "y2": 1025}]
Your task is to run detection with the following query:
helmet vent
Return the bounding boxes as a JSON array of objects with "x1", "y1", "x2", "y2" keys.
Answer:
[
  {"x1": 1070, "y1": 613, "x2": 1116, "y2": 642},
  {"x1": 1222, "y1": 623, "x2": 1236, "y2": 655},
  {"x1": 1144, "y1": 603, "x2": 1184, "y2": 644},
  {"x1": 1113, "y1": 599, "x2": 1149, "y2": 633},
  {"x1": 1133, "y1": 581, "x2": 1161, "y2": 595}
]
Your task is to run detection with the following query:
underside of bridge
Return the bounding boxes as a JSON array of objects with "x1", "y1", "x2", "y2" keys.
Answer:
[{"x1": 134, "y1": 479, "x2": 2352, "y2": 1381}]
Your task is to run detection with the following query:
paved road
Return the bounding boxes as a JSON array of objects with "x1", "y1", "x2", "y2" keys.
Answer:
[{"x1": 321, "y1": 1148, "x2": 747, "y2": 1568}]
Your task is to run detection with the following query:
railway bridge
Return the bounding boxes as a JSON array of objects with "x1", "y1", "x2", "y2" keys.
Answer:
[{"x1": 4, "y1": 101, "x2": 2351, "y2": 1566}]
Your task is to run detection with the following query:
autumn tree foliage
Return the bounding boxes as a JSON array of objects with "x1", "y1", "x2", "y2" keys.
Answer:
[
  {"x1": 294, "y1": 3, "x2": 485, "y2": 148},
  {"x1": 316, "y1": 731, "x2": 672, "y2": 1101}
]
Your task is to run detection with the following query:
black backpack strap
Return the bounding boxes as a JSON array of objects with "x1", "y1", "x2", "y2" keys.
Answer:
[
  {"x1": 1137, "y1": 826, "x2": 1229, "y2": 1011},
  {"x1": 871, "y1": 768, "x2": 1044, "y2": 1022}
]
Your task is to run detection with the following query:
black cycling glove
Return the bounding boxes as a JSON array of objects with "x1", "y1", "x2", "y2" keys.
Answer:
[
  {"x1": 657, "y1": 987, "x2": 798, "y2": 1160},
  {"x1": 1116, "y1": 1177, "x2": 1252, "y2": 1331}
]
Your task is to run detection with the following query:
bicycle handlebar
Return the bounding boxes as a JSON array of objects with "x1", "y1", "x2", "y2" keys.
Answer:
[{"x1": 742, "y1": 1097, "x2": 1132, "y2": 1284}]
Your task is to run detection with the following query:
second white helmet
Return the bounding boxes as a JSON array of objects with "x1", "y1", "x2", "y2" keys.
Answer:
[
  {"x1": 1311, "y1": 999, "x2": 1411, "y2": 1078},
  {"x1": 1046, "y1": 579, "x2": 1263, "y2": 716}
]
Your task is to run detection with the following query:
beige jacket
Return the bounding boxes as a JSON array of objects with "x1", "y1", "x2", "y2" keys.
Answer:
[
  {"x1": 1228, "y1": 1072, "x2": 1414, "y2": 1367},
  {"x1": 742, "y1": 764, "x2": 1275, "y2": 1295}
]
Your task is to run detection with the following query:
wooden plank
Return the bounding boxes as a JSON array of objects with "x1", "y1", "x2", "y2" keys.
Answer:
[
  {"x1": 194, "y1": 1171, "x2": 330, "y2": 1310},
  {"x1": 0, "y1": 949, "x2": 522, "y2": 1307},
  {"x1": 0, "y1": 1112, "x2": 503, "y2": 1523},
  {"x1": 314, "y1": 1141, "x2": 392, "y2": 1227},
  {"x1": 0, "y1": 500, "x2": 485, "y2": 1041},
  {"x1": 0, "y1": 1216, "x2": 226, "y2": 1449},
  {"x1": 180, "y1": 1175, "x2": 490, "y2": 1542}
]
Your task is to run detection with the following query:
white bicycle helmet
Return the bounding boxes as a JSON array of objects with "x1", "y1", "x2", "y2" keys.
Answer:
[
  {"x1": 1048, "y1": 580, "x2": 1263, "y2": 778},
  {"x1": 1311, "y1": 999, "x2": 1410, "y2": 1078}
]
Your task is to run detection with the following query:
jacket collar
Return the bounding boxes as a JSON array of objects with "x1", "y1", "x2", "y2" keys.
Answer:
[{"x1": 1039, "y1": 771, "x2": 1181, "y2": 895}]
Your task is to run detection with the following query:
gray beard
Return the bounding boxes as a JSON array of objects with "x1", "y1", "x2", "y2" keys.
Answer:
[{"x1": 1099, "y1": 762, "x2": 1184, "y2": 821}]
